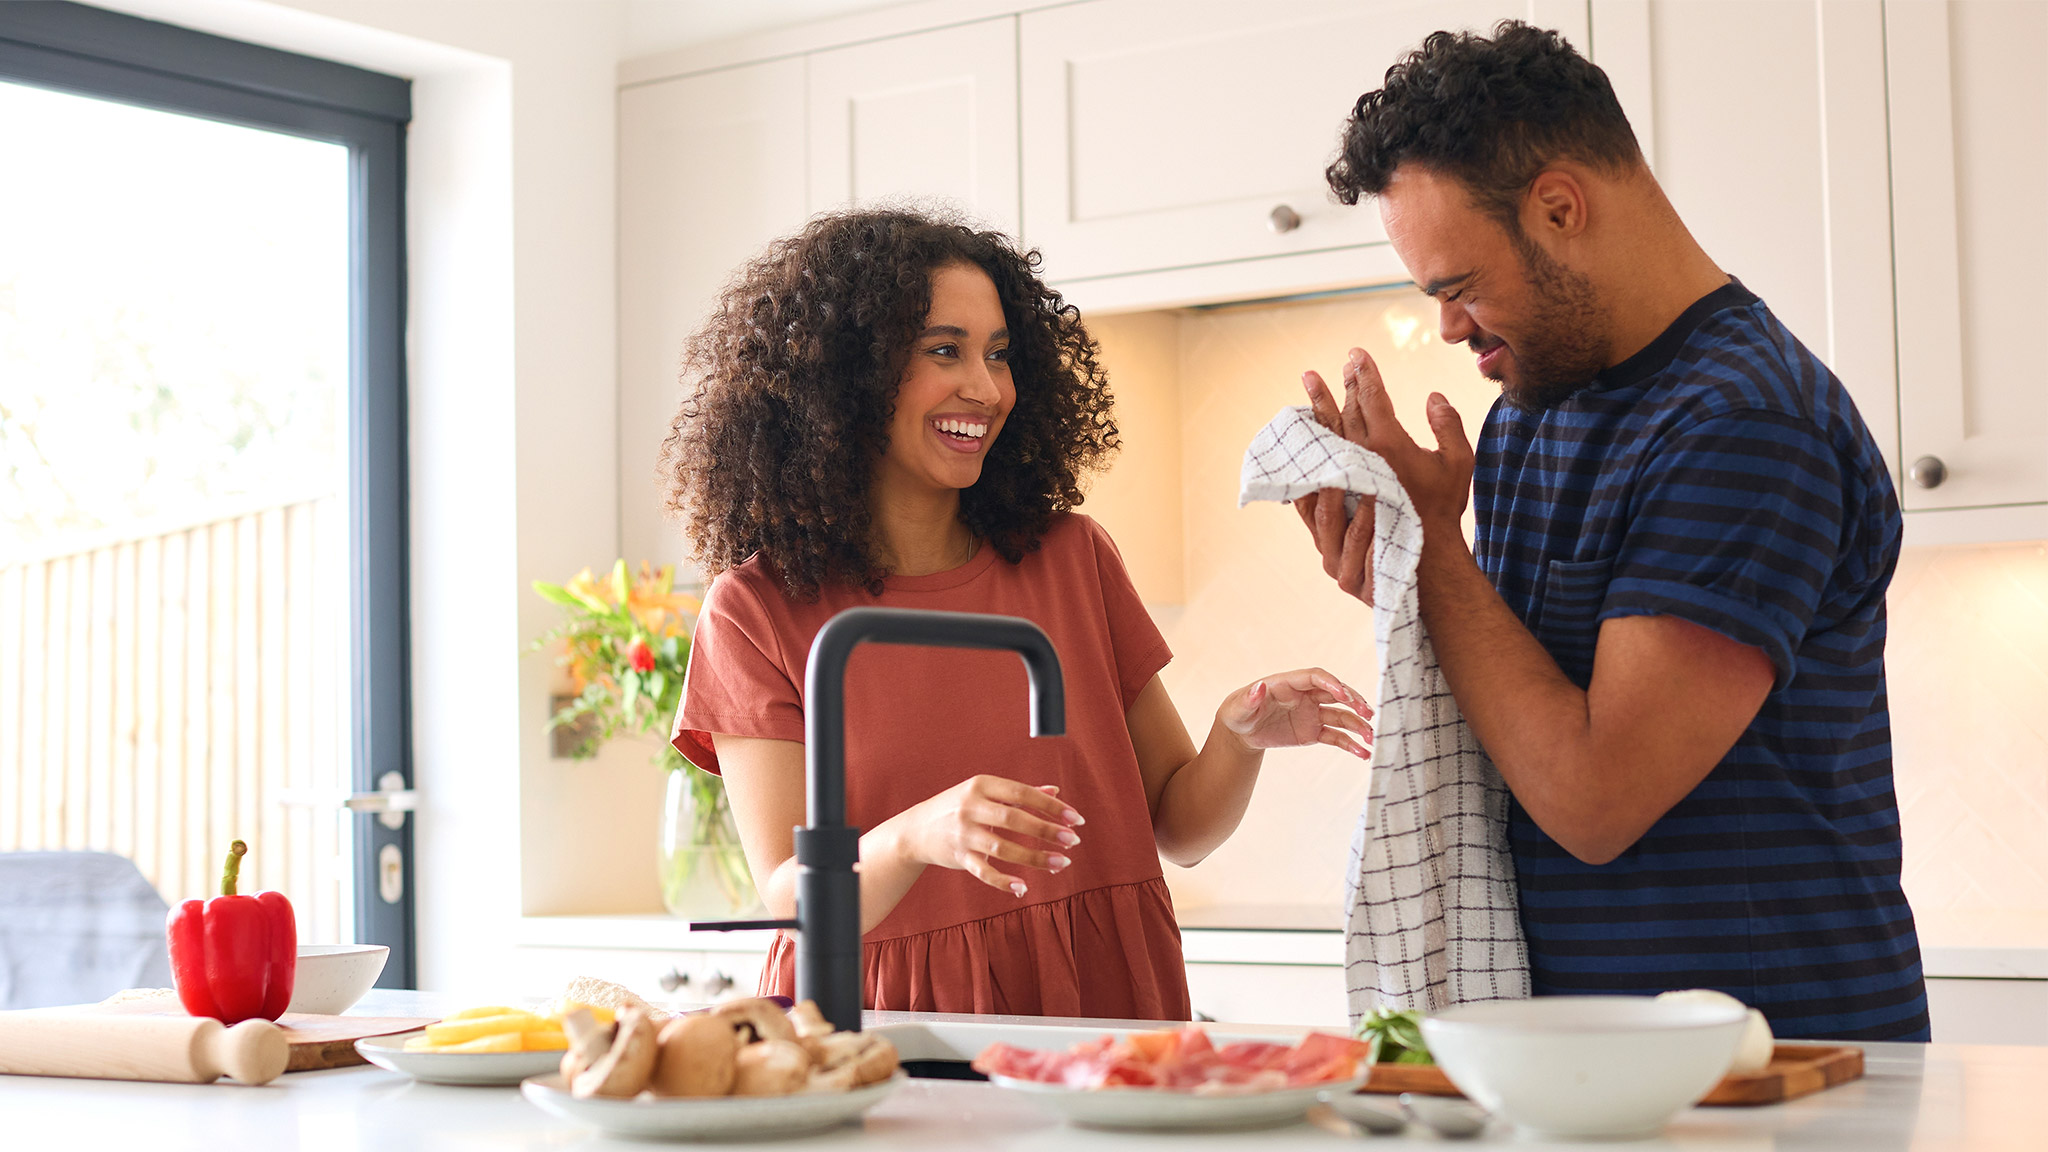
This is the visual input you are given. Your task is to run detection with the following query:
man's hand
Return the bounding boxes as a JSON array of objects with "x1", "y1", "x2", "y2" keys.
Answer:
[
  {"x1": 1296, "y1": 358, "x2": 1375, "y2": 603},
  {"x1": 1342, "y1": 347, "x2": 1475, "y2": 534},
  {"x1": 1295, "y1": 348, "x2": 1478, "y2": 602}
]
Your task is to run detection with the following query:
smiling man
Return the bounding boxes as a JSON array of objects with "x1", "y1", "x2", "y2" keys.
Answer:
[{"x1": 1296, "y1": 22, "x2": 1929, "y2": 1040}]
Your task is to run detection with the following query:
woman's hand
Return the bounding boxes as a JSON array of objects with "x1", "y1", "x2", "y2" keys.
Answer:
[
  {"x1": 1219, "y1": 669, "x2": 1374, "y2": 759},
  {"x1": 891, "y1": 776, "x2": 1084, "y2": 898}
]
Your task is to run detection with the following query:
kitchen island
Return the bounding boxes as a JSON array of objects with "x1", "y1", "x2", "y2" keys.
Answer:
[{"x1": 0, "y1": 991, "x2": 2037, "y2": 1151}]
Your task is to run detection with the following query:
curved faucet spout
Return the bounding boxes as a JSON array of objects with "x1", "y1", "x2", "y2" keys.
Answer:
[
  {"x1": 795, "y1": 606, "x2": 1067, "y2": 1033},
  {"x1": 804, "y1": 607, "x2": 1066, "y2": 828}
]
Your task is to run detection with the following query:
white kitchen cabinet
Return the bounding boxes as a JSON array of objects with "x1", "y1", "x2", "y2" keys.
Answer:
[
  {"x1": 807, "y1": 18, "x2": 1019, "y2": 233},
  {"x1": 1885, "y1": 0, "x2": 2048, "y2": 520},
  {"x1": 1604, "y1": 0, "x2": 1900, "y2": 474},
  {"x1": 617, "y1": 59, "x2": 808, "y2": 572},
  {"x1": 1018, "y1": 0, "x2": 1589, "y2": 289}
]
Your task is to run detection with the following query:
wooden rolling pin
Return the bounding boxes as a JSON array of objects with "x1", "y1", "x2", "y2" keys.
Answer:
[{"x1": 0, "y1": 1012, "x2": 290, "y2": 1085}]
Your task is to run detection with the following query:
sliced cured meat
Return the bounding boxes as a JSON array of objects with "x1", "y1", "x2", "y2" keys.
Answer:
[{"x1": 973, "y1": 1026, "x2": 1366, "y2": 1094}]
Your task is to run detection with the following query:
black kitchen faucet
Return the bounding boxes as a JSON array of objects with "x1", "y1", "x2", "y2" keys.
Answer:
[{"x1": 692, "y1": 606, "x2": 1066, "y2": 1033}]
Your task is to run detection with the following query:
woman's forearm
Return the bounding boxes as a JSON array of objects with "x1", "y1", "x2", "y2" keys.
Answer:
[
  {"x1": 754, "y1": 815, "x2": 930, "y2": 935},
  {"x1": 1149, "y1": 715, "x2": 1264, "y2": 867}
]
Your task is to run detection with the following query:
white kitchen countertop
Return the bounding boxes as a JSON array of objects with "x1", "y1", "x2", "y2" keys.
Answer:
[{"x1": 0, "y1": 990, "x2": 2039, "y2": 1151}]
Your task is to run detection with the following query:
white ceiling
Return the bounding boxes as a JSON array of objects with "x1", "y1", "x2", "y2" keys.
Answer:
[{"x1": 621, "y1": 0, "x2": 915, "y2": 56}]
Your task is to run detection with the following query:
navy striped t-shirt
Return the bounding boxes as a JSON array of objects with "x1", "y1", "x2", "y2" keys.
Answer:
[{"x1": 1474, "y1": 279, "x2": 1930, "y2": 1041}]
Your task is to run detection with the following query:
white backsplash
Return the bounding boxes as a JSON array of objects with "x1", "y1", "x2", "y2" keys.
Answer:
[{"x1": 1085, "y1": 291, "x2": 2048, "y2": 934}]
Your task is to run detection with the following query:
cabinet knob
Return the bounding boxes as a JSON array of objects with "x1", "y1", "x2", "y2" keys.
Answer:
[
  {"x1": 1909, "y1": 455, "x2": 1948, "y2": 489},
  {"x1": 1268, "y1": 204, "x2": 1301, "y2": 234}
]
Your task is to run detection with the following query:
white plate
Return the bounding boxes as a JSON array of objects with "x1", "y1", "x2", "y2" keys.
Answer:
[
  {"x1": 986, "y1": 1074, "x2": 1366, "y2": 1131},
  {"x1": 520, "y1": 1071, "x2": 905, "y2": 1140},
  {"x1": 355, "y1": 1030, "x2": 566, "y2": 1086}
]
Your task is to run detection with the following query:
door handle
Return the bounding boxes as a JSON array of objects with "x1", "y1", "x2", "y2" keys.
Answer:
[{"x1": 279, "y1": 771, "x2": 419, "y2": 830}]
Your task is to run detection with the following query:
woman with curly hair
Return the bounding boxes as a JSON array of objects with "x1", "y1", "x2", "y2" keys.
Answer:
[{"x1": 664, "y1": 208, "x2": 1372, "y2": 1019}]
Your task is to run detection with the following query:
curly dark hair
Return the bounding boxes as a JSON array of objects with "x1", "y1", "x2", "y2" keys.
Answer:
[
  {"x1": 1325, "y1": 21, "x2": 1641, "y2": 228},
  {"x1": 657, "y1": 207, "x2": 1118, "y2": 601}
]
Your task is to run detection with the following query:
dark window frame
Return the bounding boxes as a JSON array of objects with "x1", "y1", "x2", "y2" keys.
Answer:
[{"x1": 0, "y1": 2, "x2": 417, "y2": 986}]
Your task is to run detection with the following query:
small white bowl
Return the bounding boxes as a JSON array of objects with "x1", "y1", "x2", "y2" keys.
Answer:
[
  {"x1": 1421, "y1": 995, "x2": 1746, "y2": 1140},
  {"x1": 287, "y1": 944, "x2": 389, "y2": 1015}
]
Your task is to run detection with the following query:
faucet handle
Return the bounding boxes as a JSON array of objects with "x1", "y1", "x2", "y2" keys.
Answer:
[{"x1": 689, "y1": 918, "x2": 800, "y2": 932}]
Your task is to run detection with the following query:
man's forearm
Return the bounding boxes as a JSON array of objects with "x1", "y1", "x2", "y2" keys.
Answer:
[{"x1": 1412, "y1": 521, "x2": 1619, "y2": 862}]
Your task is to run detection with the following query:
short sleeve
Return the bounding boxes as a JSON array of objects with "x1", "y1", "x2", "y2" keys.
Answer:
[
  {"x1": 671, "y1": 573, "x2": 806, "y2": 775},
  {"x1": 1078, "y1": 516, "x2": 1174, "y2": 708},
  {"x1": 1599, "y1": 410, "x2": 1843, "y2": 690}
]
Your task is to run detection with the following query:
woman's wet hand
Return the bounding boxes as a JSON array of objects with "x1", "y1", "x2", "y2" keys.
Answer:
[
  {"x1": 898, "y1": 775, "x2": 1084, "y2": 898},
  {"x1": 1220, "y1": 669, "x2": 1375, "y2": 759}
]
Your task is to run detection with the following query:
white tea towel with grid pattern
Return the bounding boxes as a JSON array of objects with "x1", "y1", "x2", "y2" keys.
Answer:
[{"x1": 1239, "y1": 405, "x2": 1529, "y2": 1018}]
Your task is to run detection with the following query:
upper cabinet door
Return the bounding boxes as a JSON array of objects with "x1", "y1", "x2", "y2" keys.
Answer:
[
  {"x1": 617, "y1": 59, "x2": 808, "y2": 571},
  {"x1": 808, "y1": 19, "x2": 1020, "y2": 233},
  {"x1": 1887, "y1": 0, "x2": 2048, "y2": 513},
  {"x1": 1019, "y1": 0, "x2": 1588, "y2": 284}
]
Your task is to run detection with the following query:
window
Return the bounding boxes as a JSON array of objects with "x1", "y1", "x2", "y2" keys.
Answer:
[{"x1": 0, "y1": 2, "x2": 416, "y2": 985}]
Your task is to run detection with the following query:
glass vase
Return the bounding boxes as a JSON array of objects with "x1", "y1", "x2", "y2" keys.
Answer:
[{"x1": 659, "y1": 767, "x2": 764, "y2": 920}]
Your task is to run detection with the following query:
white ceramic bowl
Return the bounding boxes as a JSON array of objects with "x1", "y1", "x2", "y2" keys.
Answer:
[
  {"x1": 1420, "y1": 995, "x2": 1746, "y2": 1140},
  {"x1": 287, "y1": 944, "x2": 389, "y2": 1015}
]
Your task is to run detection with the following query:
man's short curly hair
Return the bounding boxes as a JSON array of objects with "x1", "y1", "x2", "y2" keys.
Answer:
[
  {"x1": 1326, "y1": 21, "x2": 1641, "y2": 227},
  {"x1": 657, "y1": 207, "x2": 1117, "y2": 601}
]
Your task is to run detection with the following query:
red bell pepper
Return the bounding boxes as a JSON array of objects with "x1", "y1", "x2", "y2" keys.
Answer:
[{"x1": 167, "y1": 839, "x2": 297, "y2": 1024}]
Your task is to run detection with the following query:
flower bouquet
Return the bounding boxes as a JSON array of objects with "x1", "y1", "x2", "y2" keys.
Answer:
[{"x1": 533, "y1": 561, "x2": 760, "y2": 918}]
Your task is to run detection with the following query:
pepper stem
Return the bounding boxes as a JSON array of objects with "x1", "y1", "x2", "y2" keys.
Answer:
[{"x1": 221, "y1": 839, "x2": 248, "y2": 896}]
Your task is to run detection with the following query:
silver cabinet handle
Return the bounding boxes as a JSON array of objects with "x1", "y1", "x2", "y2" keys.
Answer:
[
  {"x1": 1268, "y1": 204, "x2": 1301, "y2": 234},
  {"x1": 1909, "y1": 456, "x2": 1948, "y2": 489}
]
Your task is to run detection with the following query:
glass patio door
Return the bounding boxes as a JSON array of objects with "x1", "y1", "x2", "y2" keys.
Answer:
[{"x1": 0, "y1": 4, "x2": 414, "y2": 984}]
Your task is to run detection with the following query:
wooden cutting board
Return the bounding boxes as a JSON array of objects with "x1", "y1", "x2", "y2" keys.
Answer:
[
  {"x1": 71, "y1": 1000, "x2": 435, "y2": 1072},
  {"x1": 1358, "y1": 1043, "x2": 1863, "y2": 1107}
]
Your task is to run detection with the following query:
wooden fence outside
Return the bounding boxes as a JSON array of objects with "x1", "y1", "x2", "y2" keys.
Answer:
[{"x1": 0, "y1": 497, "x2": 351, "y2": 944}]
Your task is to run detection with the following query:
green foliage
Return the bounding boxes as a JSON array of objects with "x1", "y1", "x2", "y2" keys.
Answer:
[{"x1": 1354, "y1": 1006, "x2": 1434, "y2": 1065}]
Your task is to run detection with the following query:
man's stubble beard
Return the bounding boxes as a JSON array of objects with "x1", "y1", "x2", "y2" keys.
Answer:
[{"x1": 1490, "y1": 233, "x2": 1609, "y2": 413}]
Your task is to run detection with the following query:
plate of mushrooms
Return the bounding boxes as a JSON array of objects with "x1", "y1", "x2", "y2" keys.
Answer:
[{"x1": 520, "y1": 997, "x2": 904, "y2": 1140}]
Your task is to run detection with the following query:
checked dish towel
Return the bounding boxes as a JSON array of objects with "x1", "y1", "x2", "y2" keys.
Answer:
[{"x1": 1238, "y1": 405, "x2": 1529, "y2": 1018}]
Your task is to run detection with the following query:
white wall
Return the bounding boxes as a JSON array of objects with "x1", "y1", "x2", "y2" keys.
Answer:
[{"x1": 89, "y1": 0, "x2": 626, "y2": 991}]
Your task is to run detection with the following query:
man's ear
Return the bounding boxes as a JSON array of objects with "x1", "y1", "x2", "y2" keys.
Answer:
[{"x1": 1522, "y1": 168, "x2": 1589, "y2": 242}]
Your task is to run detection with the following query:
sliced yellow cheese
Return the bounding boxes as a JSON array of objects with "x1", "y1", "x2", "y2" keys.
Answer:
[
  {"x1": 437, "y1": 1031, "x2": 524, "y2": 1054},
  {"x1": 441, "y1": 1005, "x2": 526, "y2": 1022},
  {"x1": 425, "y1": 1012, "x2": 544, "y2": 1045}
]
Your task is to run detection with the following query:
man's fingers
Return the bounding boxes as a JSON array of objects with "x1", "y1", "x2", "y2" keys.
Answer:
[
  {"x1": 1302, "y1": 371, "x2": 1342, "y2": 431},
  {"x1": 1336, "y1": 494, "x2": 1375, "y2": 603},
  {"x1": 1427, "y1": 392, "x2": 1475, "y2": 474},
  {"x1": 1313, "y1": 487, "x2": 1349, "y2": 578},
  {"x1": 1349, "y1": 348, "x2": 1413, "y2": 451}
]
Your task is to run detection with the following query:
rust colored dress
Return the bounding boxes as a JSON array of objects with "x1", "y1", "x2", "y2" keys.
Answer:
[{"x1": 672, "y1": 514, "x2": 1191, "y2": 1020}]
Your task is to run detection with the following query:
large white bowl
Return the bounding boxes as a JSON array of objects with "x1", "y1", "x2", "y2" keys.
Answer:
[
  {"x1": 1420, "y1": 996, "x2": 1746, "y2": 1140},
  {"x1": 287, "y1": 944, "x2": 389, "y2": 1015}
]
